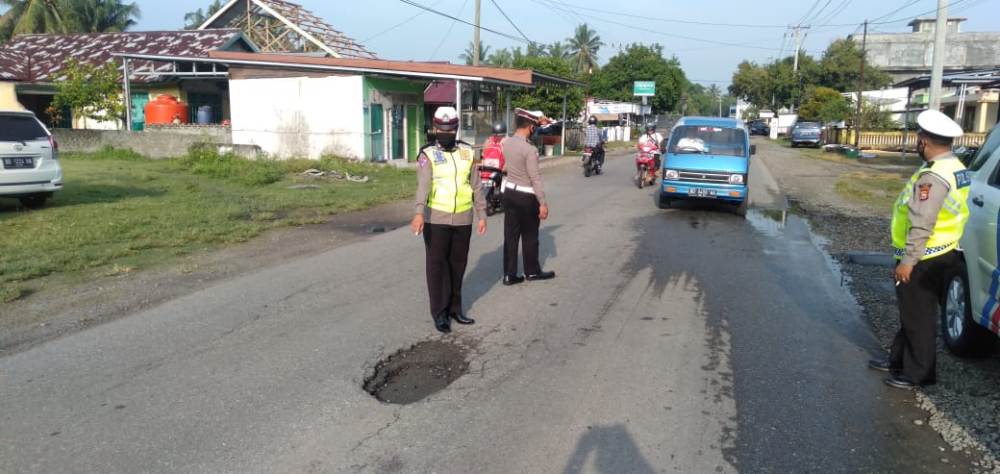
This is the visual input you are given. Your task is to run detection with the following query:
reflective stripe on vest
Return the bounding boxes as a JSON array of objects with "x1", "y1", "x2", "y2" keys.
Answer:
[
  {"x1": 428, "y1": 144, "x2": 475, "y2": 214},
  {"x1": 891, "y1": 157, "x2": 971, "y2": 260}
]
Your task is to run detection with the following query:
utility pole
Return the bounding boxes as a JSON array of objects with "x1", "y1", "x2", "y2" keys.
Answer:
[
  {"x1": 855, "y1": 20, "x2": 868, "y2": 149},
  {"x1": 473, "y1": 0, "x2": 481, "y2": 66},
  {"x1": 790, "y1": 25, "x2": 808, "y2": 112},
  {"x1": 928, "y1": 0, "x2": 948, "y2": 110}
]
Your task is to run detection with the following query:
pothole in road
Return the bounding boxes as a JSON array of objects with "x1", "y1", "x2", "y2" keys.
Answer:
[{"x1": 363, "y1": 340, "x2": 470, "y2": 404}]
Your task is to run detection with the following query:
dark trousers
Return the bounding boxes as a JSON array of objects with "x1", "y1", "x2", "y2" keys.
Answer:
[
  {"x1": 503, "y1": 190, "x2": 541, "y2": 276},
  {"x1": 890, "y1": 251, "x2": 959, "y2": 384},
  {"x1": 423, "y1": 223, "x2": 472, "y2": 317}
]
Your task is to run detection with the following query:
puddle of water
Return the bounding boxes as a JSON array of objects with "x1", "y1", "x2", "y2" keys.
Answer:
[
  {"x1": 363, "y1": 340, "x2": 470, "y2": 404},
  {"x1": 746, "y1": 204, "x2": 848, "y2": 290}
]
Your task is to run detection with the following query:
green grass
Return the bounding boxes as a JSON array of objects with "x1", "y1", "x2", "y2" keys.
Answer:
[
  {"x1": 0, "y1": 147, "x2": 414, "y2": 288},
  {"x1": 834, "y1": 171, "x2": 906, "y2": 211}
]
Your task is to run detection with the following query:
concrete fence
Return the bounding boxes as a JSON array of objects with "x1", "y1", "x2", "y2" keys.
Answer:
[
  {"x1": 822, "y1": 128, "x2": 987, "y2": 151},
  {"x1": 53, "y1": 126, "x2": 232, "y2": 159}
]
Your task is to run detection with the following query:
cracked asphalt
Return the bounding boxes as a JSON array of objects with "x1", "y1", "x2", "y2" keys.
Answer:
[{"x1": 0, "y1": 148, "x2": 977, "y2": 472}]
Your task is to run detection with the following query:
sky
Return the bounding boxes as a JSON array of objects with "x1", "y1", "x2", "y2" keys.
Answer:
[{"x1": 115, "y1": 0, "x2": 1000, "y2": 87}]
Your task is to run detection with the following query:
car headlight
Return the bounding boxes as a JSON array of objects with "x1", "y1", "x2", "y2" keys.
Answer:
[
  {"x1": 663, "y1": 169, "x2": 679, "y2": 180},
  {"x1": 729, "y1": 174, "x2": 744, "y2": 184}
]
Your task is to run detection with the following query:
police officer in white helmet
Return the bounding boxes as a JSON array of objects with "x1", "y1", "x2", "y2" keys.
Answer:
[
  {"x1": 411, "y1": 107, "x2": 488, "y2": 333},
  {"x1": 868, "y1": 110, "x2": 970, "y2": 390}
]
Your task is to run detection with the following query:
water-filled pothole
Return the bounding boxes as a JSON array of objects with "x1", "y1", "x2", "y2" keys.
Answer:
[{"x1": 363, "y1": 340, "x2": 470, "y2": 404}]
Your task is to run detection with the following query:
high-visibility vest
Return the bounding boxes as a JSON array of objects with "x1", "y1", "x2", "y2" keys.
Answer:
[
  {"x1": 428, "y1": 143, "x2": 475, "y2": 214},
  {"x1": 891, "y1": 157, "x2": 971, "y2": 260}
]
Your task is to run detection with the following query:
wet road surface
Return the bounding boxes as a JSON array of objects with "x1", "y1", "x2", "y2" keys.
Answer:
[{"x1": 0, "y1": 150, "x2": 973, "y2": 472}]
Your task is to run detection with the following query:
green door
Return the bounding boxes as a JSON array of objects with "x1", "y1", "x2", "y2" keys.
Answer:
[
  {"x1": 370, "y1": 103, "x2": 385, "y2": 161},
  {"x1": 130, "y1": 92, "x2": 149, "y2": 131},
  {"x1": 391, "y1": 104, "x2": 404, "y2": 160},
  {"x1": 407, "y1": 104, "x2": 419, "y2": 161}
]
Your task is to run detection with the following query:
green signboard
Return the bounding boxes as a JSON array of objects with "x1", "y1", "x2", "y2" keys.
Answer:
[{"x1": 633, "y1": 81, "x2": 656, "y2": 96}]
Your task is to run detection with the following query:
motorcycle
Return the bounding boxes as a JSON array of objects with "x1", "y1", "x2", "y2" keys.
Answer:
[
  {"x1": 582, "y1": 146, "x2": 602, "y2": 177},
  {"x1": 479, "y1": 165, "x2": 505, "y2": 216},
  {"x1": 635, "y1": 141, "x2": 659, "y2": 189}
]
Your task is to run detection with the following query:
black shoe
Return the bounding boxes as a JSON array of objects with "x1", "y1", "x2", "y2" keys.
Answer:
[
  {"x1": 451, "y1": 312, "x2": 475, "y2": 325},
  {"x1": 432, "y1": 311, "x2": 451, "y2": 333},
  {"x1": 526, "y1": 271, "x2": 556, "y2": 281},
  {"x1": 867, "y1": 358, "x2": 892, "y2": 373},
  {"x1": 884, "y1": 375, "x2": 917, "y2": 390},
  {"x1": 503, "y1": 274, "x2": 525, "y2": 286}
]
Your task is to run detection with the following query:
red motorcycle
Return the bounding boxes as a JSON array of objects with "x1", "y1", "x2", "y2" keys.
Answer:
[{"x1": 635, "y1": 141, "x2": 660, "y2": 189}]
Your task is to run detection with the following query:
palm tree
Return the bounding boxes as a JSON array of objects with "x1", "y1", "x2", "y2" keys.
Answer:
[
  {"x1": 487, "y1": 48, "x2": 513, "y2": 68},
  {"x1": 0, "y1": 0, "x2": 67, "y2": 41},
  {"x1": 63, "y1": 0, "x2": 140, "y2": 33},
  {"x1": 547, "y1": 41, "x2": 569, "y2": 60},
  {"x1": 459, "y1": 40, "x2": 490, "y2": 66},
  {"x1": 566, "y1": 23, "x2": 603, "y2": 74},
  {"x1": 183, "y1": 0, "x2": 224, "y2": 30}
]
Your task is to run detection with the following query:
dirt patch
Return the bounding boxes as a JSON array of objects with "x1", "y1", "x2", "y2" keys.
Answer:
[{"x1": 364, "y1": 340, "x2": 470, "y2": 404}]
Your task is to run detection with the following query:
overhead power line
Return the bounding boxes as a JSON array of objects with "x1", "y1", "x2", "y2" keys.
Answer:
[
  {"x1": 428, "y1": 0, "x2": 471, "y2": 60},
  {"x1": 399, "y1": 0, "x2": 529, "y2": 43},
  {"x1": 487, "y1": 0, "x2": 533, "y2": 44},
  {"x1": 363, "y1": 0, "x2": 447, "y2": 43}
]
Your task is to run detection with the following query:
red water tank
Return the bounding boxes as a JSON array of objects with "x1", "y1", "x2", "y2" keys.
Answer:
[{"x1": 144, "y1": 95, "x2": 189, "y2": 125}]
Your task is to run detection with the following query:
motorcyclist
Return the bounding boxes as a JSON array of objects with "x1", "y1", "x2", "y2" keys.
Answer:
[
  {"x1": 583, "y1": 115, "x2": 605, "y2": 170},
  {"x1": 637, "y1": 123, "x2": 664, "y2": 170},
  {"x1": 481, "y1": 121, "x2": 506, "y2": 185}
]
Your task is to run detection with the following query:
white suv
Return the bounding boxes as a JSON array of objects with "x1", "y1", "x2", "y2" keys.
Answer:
[
  {"x1": 942, "y1": 123, "x2": 1000, "y2": 356},
  {"x1": 0, "y1": 110, "x2": 62, "y2": 208}
]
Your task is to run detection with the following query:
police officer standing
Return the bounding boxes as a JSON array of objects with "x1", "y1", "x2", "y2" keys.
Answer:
[
  {"x1": 411, "y1": 107, "x2": 487, "y2": 333},
  {"x1": 500, "y1": 109, "x2": 555, "y2": 285},
  {"x1": 868, "y1": 110, "x2": 970, "y2": 390}
]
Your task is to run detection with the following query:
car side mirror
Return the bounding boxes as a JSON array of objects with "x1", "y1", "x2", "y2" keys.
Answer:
[{"x1": 750, "y1": 144, "x2": 757, "y2": 156}]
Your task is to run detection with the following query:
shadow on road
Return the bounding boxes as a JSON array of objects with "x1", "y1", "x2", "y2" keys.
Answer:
[
  {"x1": 561, "y1": 424, "x2": 655, "y2": 474},
  {"x1": 463, "y1": 225, "x2": 561, "y2": 314}
]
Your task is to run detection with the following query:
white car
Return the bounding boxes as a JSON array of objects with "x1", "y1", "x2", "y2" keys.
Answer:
[
  {"x1": 0, "y1": 110, "x2": 62, "y2": 208},
  {"x1": 942, "y1": 123, "x2": 1000, "y2": 356}
]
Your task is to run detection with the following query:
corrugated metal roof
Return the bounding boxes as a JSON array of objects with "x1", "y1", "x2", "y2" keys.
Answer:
[
  {"x1": 209, "y1": 50, "x2": 539, "y2": 86},
  {"x1": 0, "y1": 29, "x2": 251, "y2": 83},
  {"x1": 200, "y1": 0, "x2": 377, "y2": 59}
]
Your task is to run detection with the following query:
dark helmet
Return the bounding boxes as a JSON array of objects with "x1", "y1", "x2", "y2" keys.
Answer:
[
  {"x1": 646, "y1": 123, "x2": 656, "y2": 132},
  {"x1": 492, "y1": 121, "x2": 507, "y2": 135},
  {"x1": 588, "y1": 115, "x2": 598, "y2": 125}
]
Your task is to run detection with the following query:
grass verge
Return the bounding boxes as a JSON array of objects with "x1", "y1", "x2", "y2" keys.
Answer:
[
  {"x1": 0, "y1": 147, "x2": 414, "y2": 288},
  {"x1": 834, "y1": 171, "x2": 906, "y2": 212}
]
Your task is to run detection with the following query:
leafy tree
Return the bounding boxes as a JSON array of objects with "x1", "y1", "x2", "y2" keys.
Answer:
[
  {"x1": 509, "y1": 55, "x2": 584, "y2": 119},
  {"x1": 591, "y1": 44, "x2": 685, "y2": 113},
  {"x1": 728, "y1": 60, "x2": 771, "y2": 108},
  {"x1": 0, "y1": 0, "x2": 67, "y2": 40},
  {"x1": 183, "y1": 0, "x2": 223, "y2": 30},
  {"x1": 51, "y1": 59, "x2": 125, "y2": 128},
  {"x1": 459, "y1": 40, "x2": 490, "y2": 65},
  {"x1": 63, "y1": 0, "x2": 139, "y2": 33},
  {"x1": 859, "y1": 98, "x2": 897, "y2": 130},
  {"x1": 818, "y1": 38, "x2": 892, "y2": 93},
  {"x1": 566, "y1": 23, "x2": 602, "y2": 75},
  {"x1": 798, "y1": 86, "x2": 851, "y2": 123}
]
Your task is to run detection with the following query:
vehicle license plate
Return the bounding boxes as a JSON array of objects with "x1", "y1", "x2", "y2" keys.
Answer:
[
  {"x1": 2, "y1": 157, "x2": 34, "y2": 169},
  {"x1": 689, "y1": 188, "x2": 717, "y2": 198}
]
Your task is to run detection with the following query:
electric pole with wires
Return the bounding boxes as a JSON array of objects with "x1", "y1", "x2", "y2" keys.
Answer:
[
  {"x1": 928, "y1": 0, "x2": 948, "y2": 110},
  {"x1": 855, "y1": 19, "x2": 868, "y2": 149},
  {"x1": 473, "y1": 0, "x2": 481, "y2": 66}
]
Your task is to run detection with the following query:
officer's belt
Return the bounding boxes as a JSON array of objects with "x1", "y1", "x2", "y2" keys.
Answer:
[{"x1": 504, "y1": 181, "x2": 535, "y2": 195}]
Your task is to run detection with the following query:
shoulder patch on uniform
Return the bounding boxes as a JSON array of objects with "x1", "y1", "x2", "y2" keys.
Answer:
[
  {"x1": 417, "y1": 154, "x2": 429, "y2": 167},
  {"x1": 918, "y1": 183, "x2": 932, "y2": 201},
  {"x1": 955, "y1": 169, "x2": 972, "y2": 189}
]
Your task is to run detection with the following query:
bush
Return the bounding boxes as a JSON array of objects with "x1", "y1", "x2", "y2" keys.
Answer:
[{"x1": 179, "y1": 148, "x2": 285, "y2": 186}]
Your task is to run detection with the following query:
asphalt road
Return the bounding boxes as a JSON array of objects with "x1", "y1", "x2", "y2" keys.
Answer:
[{"x1": 0, "y1": 149, "x2": 973, "y2": 473}]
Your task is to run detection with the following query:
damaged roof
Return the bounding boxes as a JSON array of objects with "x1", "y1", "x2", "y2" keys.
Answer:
[
  {"x1": 0, "y1": 29, "x2": 256, "y2": 83},
  {"x1": 199, "y1": 0, "x2": 377, "y2": 59}
]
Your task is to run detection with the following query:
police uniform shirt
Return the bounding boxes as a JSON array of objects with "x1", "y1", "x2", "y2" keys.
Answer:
[
  {"x1": 414, "y1": 143, "x2": 487, "y2": 226},
  {"x1": 901, "y1": 153, "x2": 958, "y2": 266},
  {"x1": 500, "y1": 135, "x2": 547, "y2": 205}
]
